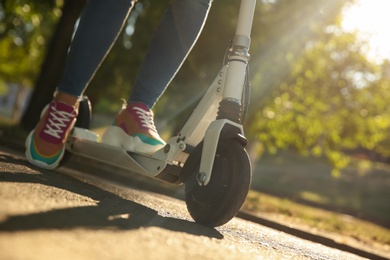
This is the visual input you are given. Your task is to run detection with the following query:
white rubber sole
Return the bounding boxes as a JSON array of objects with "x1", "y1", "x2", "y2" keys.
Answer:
[{"x1": 100, "y1": 126, "x2": 165, "y2": 155}]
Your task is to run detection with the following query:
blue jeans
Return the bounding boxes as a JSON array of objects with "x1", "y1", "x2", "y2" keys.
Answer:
[{"x1": 58, "y1": 0, "x2": 212, "y2": 108}]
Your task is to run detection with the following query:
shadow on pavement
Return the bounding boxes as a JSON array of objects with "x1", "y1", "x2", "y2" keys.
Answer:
[{"x1": 0, "y1": 153, "x2": 223, "y2": 239}]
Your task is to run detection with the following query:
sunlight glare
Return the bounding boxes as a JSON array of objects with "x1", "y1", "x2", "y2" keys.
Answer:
[{"x1": 342, "y1": 0, "x2": 390, "y2": 61}]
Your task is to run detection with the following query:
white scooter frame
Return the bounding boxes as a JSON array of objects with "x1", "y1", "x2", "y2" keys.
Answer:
[{"x1": 66, "y1": 0, "x2": 256, "y2": 227}]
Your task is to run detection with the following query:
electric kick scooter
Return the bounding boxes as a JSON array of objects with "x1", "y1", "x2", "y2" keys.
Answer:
[{"x1": 66, "y1": 0, "x2": 256, "y2": 227}]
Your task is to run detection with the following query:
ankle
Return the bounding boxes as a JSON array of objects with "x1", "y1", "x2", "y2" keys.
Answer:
[{"x1": 54, "y1": 92, "x2": 80, "y2": 109}]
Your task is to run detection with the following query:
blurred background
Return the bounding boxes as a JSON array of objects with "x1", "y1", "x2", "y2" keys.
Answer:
[{"x1": 0, "y1": 0, "x2": 389, "y2": 250}]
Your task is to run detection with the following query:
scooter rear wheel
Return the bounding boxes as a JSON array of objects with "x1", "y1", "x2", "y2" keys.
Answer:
[
  {"x1": 74, "y1": 96, "x2": 92, "y2": 129},
  {"x1": 183, "y1": 140, "x2": 252, "y2": 227},
  {"x1": 61, "y1": 96, "x2": 92, "y2": 165}
]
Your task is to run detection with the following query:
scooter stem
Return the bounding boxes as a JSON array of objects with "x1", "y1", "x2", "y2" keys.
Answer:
[
  {"x1": 198, "y1": 0, "x2": 256, "y2": 186},
  {"x1": 236, "y1": 0, "x2": 256, "y2": 40},
  {"x1": 222, "y1": 0, "x2": 256, "y2": 101}
]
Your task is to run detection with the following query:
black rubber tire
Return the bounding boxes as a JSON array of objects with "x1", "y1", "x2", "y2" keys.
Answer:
[
  {"x1": 75, "y1": 96, "x2": 92, "y2": 129},
  {"x1": 184, "y1": 140, "x2": 252, "y2": 227}
]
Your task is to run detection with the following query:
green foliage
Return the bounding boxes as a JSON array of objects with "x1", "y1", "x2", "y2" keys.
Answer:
[
  {"x1": 0, "y1": 0, "x2": 62, "y2": 88},
  {"x1": 248, "y1": 1, "x2": 390, "y2": 170}
]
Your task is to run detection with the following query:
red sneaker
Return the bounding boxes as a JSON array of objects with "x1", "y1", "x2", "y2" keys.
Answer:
[
  {"x1": 25, "y1": 101, "x2": 78, "y2": 169},
  {"x1": 101, "y1": 102, "x2": 165, "y2": 154}
]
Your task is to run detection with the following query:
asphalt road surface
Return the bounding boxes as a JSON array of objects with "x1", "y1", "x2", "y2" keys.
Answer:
[{"x1": 0, "y1": 145, "x2": 373, "y2": 260}]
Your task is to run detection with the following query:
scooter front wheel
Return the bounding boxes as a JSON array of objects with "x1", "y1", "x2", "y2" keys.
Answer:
[{"x1": 183, "y1": 140, "x2": 252, "y2": 227}]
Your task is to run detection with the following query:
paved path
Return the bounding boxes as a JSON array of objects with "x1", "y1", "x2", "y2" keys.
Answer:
[{"x1": 0, "y1": 146, "x2": 370, "y2": 259}]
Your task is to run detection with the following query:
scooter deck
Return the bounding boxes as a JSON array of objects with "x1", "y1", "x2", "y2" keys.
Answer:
[
  {"x1": 66, "y1": 128, "x2": 182, "y2": 184},
  {"x1": 66, "y1": 138, "x2": 164, "y2": 178}
]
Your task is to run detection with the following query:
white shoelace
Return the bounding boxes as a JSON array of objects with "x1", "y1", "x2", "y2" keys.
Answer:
[
  {"x1": 44, "y1": 107, "x2": 74, "y2": 139},
  {"x1": 133, "y1": 106, "x2": 157, "y2": 133}
]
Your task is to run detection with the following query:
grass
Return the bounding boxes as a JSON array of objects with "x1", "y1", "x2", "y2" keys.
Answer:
[
  {"x1": 248, "y1": 150, "x2": 390, "y2": 251},
  {"x1": 250, "y1": 151, "x2": 390, "y2": 224},
  {"x1": 243, "y1": 191, "x2": 390, "y2": 248}
]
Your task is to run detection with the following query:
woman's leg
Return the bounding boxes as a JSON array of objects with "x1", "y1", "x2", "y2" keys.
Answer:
[
  {"x1": 129, "y1": 0, "x2": 213, "y2": 108},
  {"x1": 58, "y1": 0, "x2": 134, "y2": 97},
  {"x1": 25, "y1": 0, "x2": 135, "y2": 169},
  {"x1": 101, "y1": 0, "x2": 213, "y2": 154}
]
